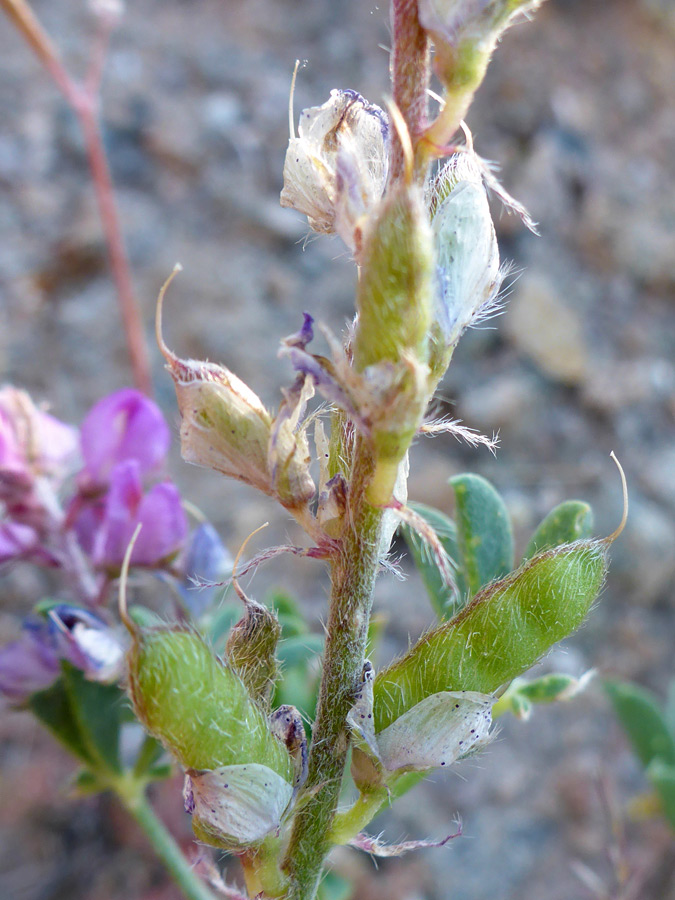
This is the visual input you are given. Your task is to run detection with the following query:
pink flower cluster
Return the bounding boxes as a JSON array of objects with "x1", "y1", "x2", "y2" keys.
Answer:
[{"x1": 0, "y1": 387, "x2": 187, "y2": 574}]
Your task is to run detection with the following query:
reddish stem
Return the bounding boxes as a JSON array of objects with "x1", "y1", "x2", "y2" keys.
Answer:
[
  {"x1": 76, "y1": 94, "x2": 153, "y2": 396},
  {"x1": 389, "y1": 0, "x2": 431, "y2": 185},
  {"x1": 1, "y1": 0, "x2": 153, "y2": 396}
]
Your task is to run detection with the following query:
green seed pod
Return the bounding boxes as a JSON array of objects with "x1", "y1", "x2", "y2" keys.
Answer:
[
  {"x1": 127, "y1": 627, "x2": 293, "y2": 780},
  {"x1": 373, "y1": 540, "x2": 607, "y2": 732},
  {"x1": 226, "y1": 600, "x2": 281, "y2": 711}
]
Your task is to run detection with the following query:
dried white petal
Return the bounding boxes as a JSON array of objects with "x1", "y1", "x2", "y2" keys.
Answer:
[
  {"x1": 348, "y1": 671, "x2": 494, "y2": 775},
  {"x1": 375, "y1": 691, "x2": 493, "y2": 771},
  {"x1": 185, "y1": 763, "x2": 294, "y2": 845},
  {"x1": 280, "y1": 90, "x2": 389, "y2": 249}
]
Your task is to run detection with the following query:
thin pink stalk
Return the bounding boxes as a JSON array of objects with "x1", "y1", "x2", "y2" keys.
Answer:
[{"x1": 1, "y1": 0, "x2": 153, "y2": 396}]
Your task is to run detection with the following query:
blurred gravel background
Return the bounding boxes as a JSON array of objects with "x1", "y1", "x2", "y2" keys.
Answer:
[{"x1": 1, "y1": 0, "x2": 675, "y2": 898}]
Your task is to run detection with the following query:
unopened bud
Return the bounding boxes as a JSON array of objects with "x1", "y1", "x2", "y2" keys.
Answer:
[
  {"x1": 353, "y1": 185, "x2": 435, "y2": 504},
  {"x1": 419, "y1": 0, "x2": 545, "y2": 149},
  {"x1": 158, "y1": 277, "x2": 314, "y2": 511},
  {"x1": 226, "y1": 600, "x2": 281, "y2": 711},
  {"x1": 428, "y1": 152, "x2": 501, "y2": 382}
]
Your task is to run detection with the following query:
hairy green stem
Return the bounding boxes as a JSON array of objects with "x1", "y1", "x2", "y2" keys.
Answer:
[
  {"x1": 283, "y1": 441, "x2": 385, "y2": 899},
  {"x1": 118, "y1": 787, "x2": 217, "y2": 900}
]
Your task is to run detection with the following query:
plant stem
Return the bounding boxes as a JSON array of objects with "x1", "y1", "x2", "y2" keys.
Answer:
[
  {"x1": 119, "y1": 787, "x2": 218, "y2": 900},
  {"x1": 76, "y1": 96, "x2": 153, "y2": 396},
  {"x1": 0, "y1": 0, "x2": 153, "y2": 395},
  {"x1": 390, "y1": 0, "x2": 431, "y2": 184},
  {"x1": 283, "y1": 440, "x2": 385, "y2": 899}
]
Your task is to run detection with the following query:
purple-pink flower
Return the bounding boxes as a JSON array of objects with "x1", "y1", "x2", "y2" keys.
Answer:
[
  {"x1": 0, "y1": 385, "x2": 79, "y2": 500},
  {"x1": 88, "y1": 459, "x2": 187, "y2": 569},
  {"x1": 79, "y1": 388, "x2": 170, "y2": 491}
]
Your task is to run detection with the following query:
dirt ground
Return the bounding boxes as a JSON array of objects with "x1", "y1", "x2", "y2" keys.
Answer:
[{"x1": 1, "y1": 0, "x2": 675, "y2": 898}]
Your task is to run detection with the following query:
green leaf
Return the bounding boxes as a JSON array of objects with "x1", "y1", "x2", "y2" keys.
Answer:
[
  {"x1": 449, "y1": 473, "x2": 514, "y2": 597},
  {"x1": 402, "y1": 502, "x2": 467, "y2": 618},
  {"x1": 523, "y1": 500, "x2": 594, "y2": 561},
  {"x1": 133, "y1": 732, "x2": 168, "y2": 778},
  {"x1": 277, "y1": 633, "x2": 323, "y2": 669},
  {"x1": 606, "y1": 681, "x2": 675, "y2": 769},
  {"x1": 29, "y1": 677, "x2": 96, "y2": 765},
  {"x1": 647, "y1": 759, "x2": 675, "y2": 830},
  {"x1": 317, "y1": 870, "x2": 353, "y2": 900},
  {"x1": 72, "y1": 768, "x2": 107, "y2": 795},
  {"x1": 269, "y1": 590, "x2": 309, "y2": 638},
  {"x1": 664, "y1": 678, "x2": 675, "y2": 737},
  {"x1": 61, "y1": 664, "x2": 124, "y2": 773}
]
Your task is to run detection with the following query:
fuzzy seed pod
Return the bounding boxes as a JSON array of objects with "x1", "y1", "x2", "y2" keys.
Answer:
[
  {"x1": 127, "y1": 626, "x2": 295, "y2": 848},
  {"x1": 127, "y1": 627, "x2": 293, "y2": 778},
  {"x1": 372, "y1": 540, "x2": 607, "y2": 732}
]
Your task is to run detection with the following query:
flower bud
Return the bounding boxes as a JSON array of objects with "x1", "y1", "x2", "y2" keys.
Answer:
[
  {"x1": 226, "y1": 599, "x2": 281, "y2": 711},
  {"x1": 419, "y1": 0, "x2": 545, "y2": 149},
  {"x1": 427, "y1": 152, "x2": 501, "y2": 383},
  {"x1": 280, "y1": 89, "x2": 389, "y2": 251},
  {"x1": 353, "y1": 184, "x2": 435, "y2": 504}
]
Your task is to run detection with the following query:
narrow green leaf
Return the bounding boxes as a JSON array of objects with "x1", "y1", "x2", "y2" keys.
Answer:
[
  {"x1": 277, "y1": 633, "x2": 324, "y2": 669},
  {"x1": 647, "y1": 759, "x2": 675, "y2": 830},
  {"x1": 72, "y1": 769, "x2": 106, "y2": 795},
  {"x1": 133, "y1": 732, "x2": 168, "y2": 778},
  {"x1": 606, "y1": 681, "x2": 675, "y2": 769},
  {"x1": 523, "y1": 500, "x2": 594, "y2": 561},
  {"x1": 317, "y1": 870, "x2": 353, "y2": 900},
  {"x1": 145, "y1": 763, "x2": 173, "y2": 782},
  {"x1": 62, "y1": 664, "x2": 124, "y2": 773},
  {"x1": 270, "y1": 590, "x2": 310, "y2": 638},
  {"x1": 402, "y1": 502, "x2": 467, "y2": 618},
  {"x1": 29, "y1": 677, "x2": 96, "y2": 765},
  {"x1": 449, "y1": 473, "x2": 514, "y2": 596},
  {"x1": 664, "y1": 678, "x2": 675, "y2": 737}
]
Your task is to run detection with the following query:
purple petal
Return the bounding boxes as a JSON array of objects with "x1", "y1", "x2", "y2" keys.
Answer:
[
  {"x1": 0, "y1": 623, "x2": 60, "y2": 704},
  {"x1": 37, "y1": 413, "x2": 79, "y2": 478},
  {"x1": 178, "y1": 522, "x2": 232, "y2": 616},
  {"x1": 48, "y1": 605, "x2": 125, "y2": 682},
  {"x1": 0, "y1": 521, "x2": 39, "y2": 564},
  {"x1": 80, "y1": 389, "x2": 170, "y2": 488},
  {"x1": 95, "y1": 461, "x2": 187, "y2": 568},
  {"x1": 132, "y1": 481, "x2": 188, "y2": 566},
  {"x1": 92, "y1": 459, "x2": 143, "y2": 566},
  {"x1": 284, "y1": 313, "x2": 314, "y2": 351}
]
